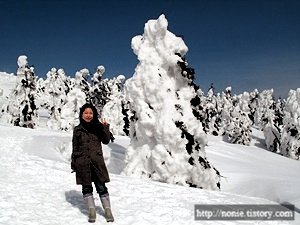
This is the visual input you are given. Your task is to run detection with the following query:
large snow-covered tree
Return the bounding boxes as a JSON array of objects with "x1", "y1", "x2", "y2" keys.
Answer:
[
  {"x1": 0, "y1": 55, "x2": 38, "y2": 128},
  {"x1": 122, "y1": 14, "x2": 221, "y2": 190},
  {"x1": 281, "y1": 88, "x2": 300, "y2": 160}
]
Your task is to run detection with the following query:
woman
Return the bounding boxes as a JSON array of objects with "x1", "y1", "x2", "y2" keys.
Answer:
[{"x1": 71, "y1": 103, "x2": 114, "y2": 223}]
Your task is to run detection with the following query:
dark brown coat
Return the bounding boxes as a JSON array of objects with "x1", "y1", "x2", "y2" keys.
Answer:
[{"x1": 71, "y1": 123, "x2": 110, "y2": 185}]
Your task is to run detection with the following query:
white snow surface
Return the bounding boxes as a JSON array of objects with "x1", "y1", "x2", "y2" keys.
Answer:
[{"x1": 0, "y1": 124, "x2": 299, "y2": 225}]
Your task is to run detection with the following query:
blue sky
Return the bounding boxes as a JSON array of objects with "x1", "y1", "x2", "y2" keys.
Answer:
[{"x1": 0, "y1": 0, "x2": 299, "y2": 99}]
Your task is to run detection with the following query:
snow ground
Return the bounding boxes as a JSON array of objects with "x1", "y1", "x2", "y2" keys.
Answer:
[
  {"x1": 206, "y1": 129, "x2": 300, "y2": 211},
  {"x1": 0, "y1": 124, "x2": 299, "y2": 225}
]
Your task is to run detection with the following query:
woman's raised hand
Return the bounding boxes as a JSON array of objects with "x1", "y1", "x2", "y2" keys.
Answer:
[{"x1": 102, "y1": 118, "x2": 108, "y2": 125}]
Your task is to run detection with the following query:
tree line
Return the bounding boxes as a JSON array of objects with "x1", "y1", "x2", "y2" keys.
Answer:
[{"x1": 1, "y1": 55, "x2": 299, "y2": 161}]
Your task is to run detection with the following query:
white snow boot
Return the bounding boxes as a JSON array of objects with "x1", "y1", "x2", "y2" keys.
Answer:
[
  {"x1": 84, "y1": 194, "x2": 96, "y2": 223},
  {"x1": 100, "y1": 193, "x2": 114, "y2": 222}
]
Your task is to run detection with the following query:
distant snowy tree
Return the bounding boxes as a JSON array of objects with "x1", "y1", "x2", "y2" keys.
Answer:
[
  {"x1": 102, "y1": 75, "x2": 126, "y2": 135},
  {"x1": 272, "y1": 97, "x2": 284, "y2": 154},
  {"x1": 219, "y1": 87, "x2": 233, "y2": 136},
  {"x1": 237, "y1": 92, "x2": 252, "y2": 144},
  {"x1": 75, "y1": 68, "x2": 91, "y2": 102},
  {"x1": 36, "y1": 77, "x2": 46, "y2": 100},
  {"x1": 248, "y1": 89, "x2": 259, "y2": 125},
  {"x1": 122, "y1": 14, "x2": 221, "y2": 190},
  {"x1": 0, "y1": 55, "x2": 38, "y2": 128},
  {"x1": 90, "y1": 66, "x2": 111, "y2": 115},
  {"x1": 42, "y1": 68, "x2": 70, "y2": 130},
  {"x1": 275, "y1": 98, "x2": 284, "y2": 128},
  {"x1": 16, "y1": 55, "x2": 29, "y2": 77},
  {"x1": 255, "y1": 89, "x2": 273, "y2": 129},
  {"x1": 59, "y1": 70, "x2": 87, "y2": 131},
  {"x1": 281, "y1": 88, "x2": 300, "y2": 160},
  {"x1": 202, "y1": 84, "x2": 221, "y2": 136},
  {"x1": 223, "y1": 92, "x2": 252, "y2": 145},
  {"x1": 256, "y1": 89, "x2": 281, "y2": 151}
]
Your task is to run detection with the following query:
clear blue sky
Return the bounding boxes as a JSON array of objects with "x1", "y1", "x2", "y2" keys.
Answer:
[{"x1": 0, "y1": 0, "x2": 299, "y2": 99}]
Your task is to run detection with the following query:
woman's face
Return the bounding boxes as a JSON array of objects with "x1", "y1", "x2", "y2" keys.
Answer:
[{"x1": 82, "y1": 108, "x2": 93, "y2": 122}]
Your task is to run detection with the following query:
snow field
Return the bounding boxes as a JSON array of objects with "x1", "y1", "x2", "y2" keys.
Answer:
[
  {"x1": 206, "y1": 132, "x2": 300, "y2": 209},
  {"x1": 0, "y1": 124, "x2": 299, "y2": 225}
]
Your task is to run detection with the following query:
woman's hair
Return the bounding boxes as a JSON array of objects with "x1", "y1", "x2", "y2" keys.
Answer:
[{"x1": 79, "y1": 103, "x2": 99, "y2": 124}]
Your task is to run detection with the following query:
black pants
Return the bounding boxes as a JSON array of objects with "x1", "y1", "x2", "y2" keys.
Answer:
[{"x1": 82, "y1": 165, "x2": 108, "y2": 196}]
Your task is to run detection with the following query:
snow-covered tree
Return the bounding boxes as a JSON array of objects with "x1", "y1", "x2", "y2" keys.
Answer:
[
  {"x1": 249, "y1": 89, "x2": 259, "y2": 125},
  {"x1": 202, "y1": 84, "x2": 221, "y2": 136},
  {"x1": 59, "y1": 69, "x2": 87, "y2": 131},
  {"x1": 90, "y1": 66, "x2": 111, "y2": 115},
  {"x1": 102, "y1": 75, "x2": 126, "y2": 135},
  {"x1": 0, "y1": 55, "x2": 38, "y2": 128},
  {"x1": 122, "y1": 14, "x2": 221, "y2": 190},
  {"x1": 272, "y1": 97, "x2": 284, "y2": 154},
  {"x1": 256, "y1": 89, "x2": 281, "y2": 151},
  {"x1": 255, "y1": 89, "x2": 273, "y2": 128},
  {"x1": 281, "y1": 88, "x2": 300, "y2": 160},
  {"x1": 42, "y1": 68, "x2": 70, "y2": 130},
  {"x1": 75, "y1": 68, "x2": 91, "y2": 103},
  {"x1": 16, "y1": 55, "x2": 29, "y2": 77},
  {"x1": 219, "y1": 87, "x2": 233, "y2": 135},
  {"x1": 190, "y1": 87, "x2": 206, "y2": 132},
  {"x1": 222, "y1": 92, "x2": 252, "y2": 145}
]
